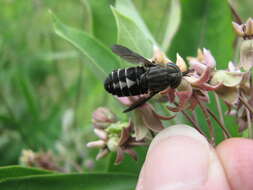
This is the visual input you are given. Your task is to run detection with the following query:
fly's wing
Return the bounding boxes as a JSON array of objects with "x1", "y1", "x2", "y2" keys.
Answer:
[
  {"x1": 123, "y1": 91, "x2": 158, "y2": 113},
  {"x1": 112, "y1": 44, "x2": 154, "y2": 67}
]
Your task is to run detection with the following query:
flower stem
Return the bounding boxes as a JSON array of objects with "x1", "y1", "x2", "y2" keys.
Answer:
[
  {"x1": 206, "y1": 107, "x2": 231, "y2": 138},
  {"x1": 173, "y1": 102, "x2": 204, "y2": 134},
  {"x1": 128, "y1": 141, "x2": 148, "y2": 146},
  {"x1": 195, "y1": 97, "x2": 215, "y2": 145},
  {"x1": 239, "y1": 95, "x2": 253, "y2": 138},
  {"x1": 181, "y1": 109, "x2": 204, "y2": 135},
  {"x1": 239, "y1": 96, "x2": 253, "y2": 115},
  {"x1": 229, "y1": 3, "x2": 243, "y2": 25},
  {"x1": 214, "y1": 93, "x2": 226, "y2": 130},
  {"x1": 246, "y1": 108, "x2": 253, "y2": 138},
  {"x1": 192, "y1": 110, "x2": 201, "y2": 129}
]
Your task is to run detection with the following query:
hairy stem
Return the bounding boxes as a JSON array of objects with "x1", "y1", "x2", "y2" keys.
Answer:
[
  {"x1": 240, "y1": 95, "x2": 253, "y2": 138},
  {"x1": 173, "y1": 102, "x2": 204, "y2": 135},
  {"x1": 192, "y1": 110, "x2": 201, "y2": 129},
  {"x1": 181, "y1": 110, "x2": 204, "y2": 135},
  {"x1": 214, "y1": 93, "x2": 226, "y2": 128},
  {"x1": 228, "y1": 2, "x2": 243, "y2": 24},
  {"x1": 246, "y1": 108, "x2": 253, "y2": 138},
  {"x1": 239, "y1": 96, "x2": 253, "y2": 115},
  {"x1": 206, "y1": 108, "x2": 231, "y2": 138},
  {"x1": 195, "y1": 97, "x2": 215, "y2": 145},
  {"x1": 214, "y1": 92, "x2": 229, "y2": 139}
]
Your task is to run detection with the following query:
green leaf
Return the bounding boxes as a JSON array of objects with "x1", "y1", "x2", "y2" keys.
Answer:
[
  {"x1": 111, "y1": 7, "x2": 153, "y2": 58},
  {"x1": 86, "y1": 0, "x2": 117, "y2": 46},
  {"x1": 50, "y1": 11, "x2": 121, "y2": 80},
  {"x1": 0, "y1": 172, "x2": 137, "y2": 190},
  {"x1": 115, "y1": 0, "x2": 156, "y2": 45},
  {"x1": 168, "y1": 0, "x2": 235, "y2": 69},
  {"x1": 107, "y1": 146, "x2": 147, "y2": 174},
  {"x1": 0, "y1": 166, "x2": 53, "y2": 182},
  {"x1": 167, "y1": 0, "x2": 239, "y2": 142},
  {"x1": 161, "y1": 0, "x2": 181, "y2": 51}
]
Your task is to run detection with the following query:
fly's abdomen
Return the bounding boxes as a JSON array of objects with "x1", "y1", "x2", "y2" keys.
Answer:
[{"x1": 104, "y1": 66, "x2": 147, "y2": 97}]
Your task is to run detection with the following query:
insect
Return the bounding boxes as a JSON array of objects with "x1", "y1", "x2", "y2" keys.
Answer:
[{"x1": 104, "y1": 44, "x2": 187, "y2": 113}]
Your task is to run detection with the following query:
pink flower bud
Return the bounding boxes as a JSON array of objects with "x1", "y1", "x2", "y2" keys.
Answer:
[
  {"x1": 92, "y1": 107, "x2": 117, "y2": 128},
  {"x1": 86, "y1": 140, "x2": 106, "y2": 148}
]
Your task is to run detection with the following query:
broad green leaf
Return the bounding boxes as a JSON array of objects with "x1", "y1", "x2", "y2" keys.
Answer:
[
  {"x1": 36, "y1": 51, "x2": 78, "y2": 61},
  {"x1": 168, "y1": 0, "x2": 235, "y2": 68},
  {"x1": 80, "y1": 0, "x2": 93, "y2": 33},
  {"x1": 50, "y1": 11, "x2": 121, "y2": 80},
  {"x1": 0, "y1": 166, "x2": 53, "y2": 182},
  {"x1": 86, "y1": 0, "x2": 117, "y2": 46},
  {"x1": 0, "y1": 173, "x2": 137, "y2": 190},
  {"x1": 107, "y1": 147, "x2": 147, "y2": 174},
  {"x1": 115, "y1": 0, "x2": 156, "y2": 45},
  {"x1": 161, "y1": 0, "x2": 181, "y2": 52},
  {"x1": 167, "y1": 0, "x2": 239, "y2": 142},
  {"x1": 111, "y1": 7, "x2": 153, "y2": 58}
]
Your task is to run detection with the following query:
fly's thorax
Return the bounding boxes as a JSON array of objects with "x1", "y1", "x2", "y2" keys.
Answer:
[
  {"x1": 146, "y1": 64, "x2": 182, "y2": 91},
  {"x1": 166, "y1": 63, "x2": 183, "y2": 88}
]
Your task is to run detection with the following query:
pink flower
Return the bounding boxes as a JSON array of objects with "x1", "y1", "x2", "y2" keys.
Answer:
[
  {"x1": 118, "y1": 96, "x2": 175, "y2": 140},
  {"x1": 88, "y1": 108, "x2": 149, "y2": 164},
  {"x1": 92, "y1": 107, "x2": 117, "y2": 129},
  {"x1": 164, "y1": 49, "x2": 220, "y2": 112}
]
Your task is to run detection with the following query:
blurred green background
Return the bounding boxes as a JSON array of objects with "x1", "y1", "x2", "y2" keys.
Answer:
[{"x1": 0, "y1": 0, "x2": 252, "y2": 173}]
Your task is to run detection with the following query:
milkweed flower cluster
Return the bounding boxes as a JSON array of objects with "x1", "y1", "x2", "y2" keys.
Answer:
[
  {"x1": 88, "y1": 18, "x2": 253, "y2": 163},
  {"x1": 87, "y1": 107, "x2": 148, "y2": 164}
]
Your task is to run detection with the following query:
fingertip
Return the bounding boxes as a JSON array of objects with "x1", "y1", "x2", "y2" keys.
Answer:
[
  {"x1": 137, "y1": 125, "x2": 229, "y2": 190},
  {"x1": 216, "y1": 138, "x2": 253, "y2": 190}
]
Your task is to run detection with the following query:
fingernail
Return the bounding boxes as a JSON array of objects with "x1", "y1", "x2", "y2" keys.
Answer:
[{"x1": 136, "y1": 125, "x2": 211, "y2": 190}]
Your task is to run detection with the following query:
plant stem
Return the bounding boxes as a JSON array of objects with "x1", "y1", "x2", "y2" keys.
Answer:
[
  {"x1": 192, "y1": 110, "x2": 201, "y2": 129},
  {"x1": 206, "y1": 108, "x2": 231, "y2": 138},
  {"x1": 128, "y1": 141, "x2": 148, "y2": 146},
  {"x1": 173, "y1": 102, "x2": 204, "y2": 134},
  {"x1": 229, "y1": 2, "x2": 243, "y2": 25},
  {"x1": 240, "y1": 95, "x2": 253, "y2": 138},
  {"x1": 181, "y1": 110, "x2": 204, "y2": 135},
  {"x1": 245, "y1": 108, "x2": 253, "y2": 138},
  {"x1": 214, "y1": 93, "x2": 226, "y2": 128},
  {"x1": 195, "y1": 97, "x2": 215, "y2": 145},
  {"x1": 150, "y1": 130, "x2": 155, "y2": 138},
  {"x1": 239, "y1": 96, "x2": 253, "y2": 115},
  {"x1": 214, "y1": 92, "x2": 228, "y2": 139}
]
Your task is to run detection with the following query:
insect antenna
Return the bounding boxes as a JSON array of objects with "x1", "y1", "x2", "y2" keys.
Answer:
[{"x1": 182, "y1": 69, "x2": 193, "y2": 76}]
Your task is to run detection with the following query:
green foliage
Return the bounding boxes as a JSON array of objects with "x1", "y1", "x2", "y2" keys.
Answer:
[
  {"x1": 115, "y1": 0, "x2": 156, "y2": 45},
  {"x1": 161, "y1": 0, "x2": 181, "y2": 51},
  {"x1": 0, "y1": 166, "x2": 136, "y2": 190},
  {"x1": 168, "y1": 0, "x2": 235, "y2": 68},
  {"x1": 51, "y1": 11, "x2": 121, "y2": 79},
  {"x1": 0, "y1": 166, "x2": 53, "y2": 182},
  {"x1": 111, "y1": 7, "x2": 153, "y2": 57},
  {"x1": 86, "y1": 0, "x2": 117, "y2": 46},
  {"x1": 0, "y1": 0, "x2": 251, "y2": 189},
  {"x1": 167, "y1": 0, "x2": 239, "y2": 142}
]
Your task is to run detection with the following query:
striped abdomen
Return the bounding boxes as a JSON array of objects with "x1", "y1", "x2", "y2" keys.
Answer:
[{"x1": 104, "y1": 66, "x2": 147, "y2": 97}]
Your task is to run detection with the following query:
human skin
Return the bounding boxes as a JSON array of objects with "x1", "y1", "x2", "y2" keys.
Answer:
[{"x1": 136, "y1": 125, "x2": 253, "y2": 190}]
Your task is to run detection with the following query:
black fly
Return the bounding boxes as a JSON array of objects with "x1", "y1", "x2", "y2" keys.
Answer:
[{"x1": 104, "y1": 44, "x2": 186, "y2": 113}]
